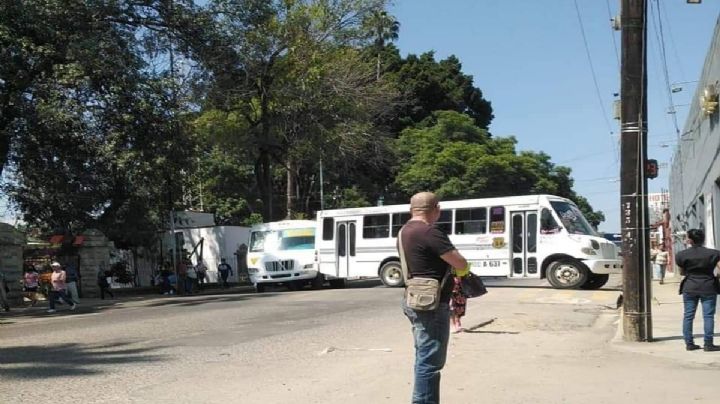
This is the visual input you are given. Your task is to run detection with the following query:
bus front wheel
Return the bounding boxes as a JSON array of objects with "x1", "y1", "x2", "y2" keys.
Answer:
[
  {"x1": 546, "y1": 259, "x2": 589, "y2": 289},
  {"x1": 379, "y1": 261, "x2": 405, "y2": 288}
]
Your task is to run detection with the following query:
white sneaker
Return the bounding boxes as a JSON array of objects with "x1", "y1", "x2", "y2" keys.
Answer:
[
  {"x1": 46, "y1": 309, "x2": 56, "y2": 313},
  {"x1": 70, "y1": 303, "x2": 77, "y2": 310}
]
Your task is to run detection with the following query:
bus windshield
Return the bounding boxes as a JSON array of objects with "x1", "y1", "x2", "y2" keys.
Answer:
[
  {"x1": 550, "y1": 201, "x2": 595, "y2": 236},
  {"x1": 249, "y1": 228, "x2": 315, "y2": 252}
]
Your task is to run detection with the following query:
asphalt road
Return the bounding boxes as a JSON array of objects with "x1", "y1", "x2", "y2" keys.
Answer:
[{"x1": 2, "y1": 276, "x2": 718, "y2": 404}]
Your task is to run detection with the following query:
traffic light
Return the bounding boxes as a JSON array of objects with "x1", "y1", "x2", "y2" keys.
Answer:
[{"x1": 646, "y1": 159, "x2": 659, "y2": 179}]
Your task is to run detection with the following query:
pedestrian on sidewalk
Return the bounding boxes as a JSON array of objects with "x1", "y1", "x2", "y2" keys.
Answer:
[
  {"x1": 0, "y1": 270, "x2": 10, "y2": 312},
  {"x1": 196, "y1": 261, "x2": 207, "y2": 290},
  {"x1": 185, "y1": 260, "x2": 197, "y2": 295},
  {"x1": 22, "y1": 265, "x2": 40, "y2": 306},
  {"x1": 675, "y1": 229, "x2": 720, "y2": 352},
  {"x1": 47, "y1": 262, "x2": 76, "y2": 313},
  {"x1": 64, "y1": 262, "x2": 80, "y2": 305},
  {"x1": 177, "y1": 259, "x2": 188, "y2": 294},
  {"x1": 450, "y1": 276, "x2": 467, "y2": 333},
  {"x1": 98, "y1": 269, "x2": 114, "y2": 300},
  {"x1": 655, "y1": 244, "x2": 669, "y2": 284},
  {"x1": 218, "y1": 258, "x2": 233, "y2": 288},
  {"x1": 398, "y1": 192, "x2": 470, "y2": 404}
]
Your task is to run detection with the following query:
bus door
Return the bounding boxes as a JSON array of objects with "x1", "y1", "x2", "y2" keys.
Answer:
[
  {"x1": 335, "y1": 221, "x2": 357, "y2": 277},
  {"x1": 510, "y1": 210, "x2": 539, "y2": 278}
]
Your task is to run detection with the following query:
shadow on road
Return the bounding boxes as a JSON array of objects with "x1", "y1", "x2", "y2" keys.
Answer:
[
  {"x1": 652, "y1": 332, "x2": 720, "y2": 343},
  {"x1": 0, "y1": 341, "x2": 166, "y2": 380},
  {"x1": 143, "y1": 293, "x2": 275, "y2": 308}
]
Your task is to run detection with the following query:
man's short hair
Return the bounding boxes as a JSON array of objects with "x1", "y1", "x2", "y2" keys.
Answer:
[
  {"x1": 687, "y1": 228, "x2": 705, "y2": 245},
  {"x1": 410, "y1": 192, "x2": 439, "y2": 212}
]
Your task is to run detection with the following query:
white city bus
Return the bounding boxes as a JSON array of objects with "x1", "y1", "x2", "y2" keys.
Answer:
[
  {"x1": 315, "y1": 195, "x2": 622, "y2": 290},
  {"x1": 246, "y1": 220, "x2": 321, "y2": 292}
]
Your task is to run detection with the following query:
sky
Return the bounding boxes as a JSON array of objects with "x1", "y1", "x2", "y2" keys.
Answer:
[
  {"x1": 1, "y1": 1, "x2": 718, "y2": 230},
  {"x1": 391, "y1": 0, "x2": 719, "y2": 232}
]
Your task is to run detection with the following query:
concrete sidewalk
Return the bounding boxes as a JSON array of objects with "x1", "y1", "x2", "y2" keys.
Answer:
[{"x1": 613, "y1": 274, "x2": 720, "y2": 366}]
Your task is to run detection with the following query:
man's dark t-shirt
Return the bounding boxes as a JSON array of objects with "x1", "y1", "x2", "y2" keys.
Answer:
[
  {"x1": 675, "y1": 245, "x2": 720, "y2": 295},
  {"x1": 399, "y1": 220, "x2": 456, "y2": 302}
]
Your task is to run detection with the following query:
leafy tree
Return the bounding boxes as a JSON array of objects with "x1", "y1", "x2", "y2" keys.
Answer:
[
  {"x1": 390, "y1": 51, "x2": 494, "y2": 130},
  {"x1": 394, "y1": 111, "x2": 604, "y2": 223},
  {"x1": 1, "y1": 1, "x2": 192, "y2": 247},
  {"x1": 183, "y1": 0, "x2": 395, "y2": 220},
  {"x1": 362, "y1": 10, "x2": 400, "y2": 80}
]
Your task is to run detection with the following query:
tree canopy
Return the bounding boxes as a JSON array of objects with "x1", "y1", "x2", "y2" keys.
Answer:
[{"x1": 0, "y1": 0, "x2": 605, "y2": 247}]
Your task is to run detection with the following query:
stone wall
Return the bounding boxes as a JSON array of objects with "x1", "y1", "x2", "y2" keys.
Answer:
[
  {"x1": 0, "y1": 223, "x2": 25, "y2": 305},
  {"x1": 77, "y1": 229, "x2": 112, "y2": 298}
]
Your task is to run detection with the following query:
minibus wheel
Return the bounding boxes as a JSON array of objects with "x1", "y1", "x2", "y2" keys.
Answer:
[
  {"x1": 579, "y1": 274, "x2": 610, "y2": 290},
  {"x1": 546, "y1": 258, "x2": 588, "y2": 289},
  {"x1": 379, "y1": 261, "x2": 404, "y2": 288},
  {"x1": 311, "y1": 274, "x2": 325, "y2": 290}
]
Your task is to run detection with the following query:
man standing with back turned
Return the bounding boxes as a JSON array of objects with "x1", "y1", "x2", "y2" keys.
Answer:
[
  {"x1": 399, "y1": 192, "x2": 470, "y2": 404},
  {"x1": 675, "y1": 229, "x2": 720, "y2": 351}
]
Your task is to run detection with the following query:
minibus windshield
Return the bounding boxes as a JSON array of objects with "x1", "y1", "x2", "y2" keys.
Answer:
[
  {"x1": 250, "y1": 228, "x2": 315, "y2": 252},
  {"x1": 550, "y1": 201, "x2": 595, "y2": 236}
]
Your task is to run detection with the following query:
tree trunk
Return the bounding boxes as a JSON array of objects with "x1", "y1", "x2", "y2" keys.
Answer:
[
  {"x1": 376, "y1": 53, "x2": 381, "y2": 81},
  {"x1": 286, "y1": 158, "x2": 296, "y2": 219},
  {"x1": 255, "y1": 149, "x2": 273, "y2": 222}
]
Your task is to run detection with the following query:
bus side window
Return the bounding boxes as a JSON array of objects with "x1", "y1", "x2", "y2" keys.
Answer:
[
  {"x1": 391, "y1": 212, "x2": 411, "y2": 237},
  {"x1": 455, "y1": 208, "x2": 487, "y2": 235},
  {"x1": 322, "y1": 218, "x2": 334, "y2": 240},
  {"x1": 489, "y1": 206, "x2": 505, "y2": 233},
  {"x1": 436, "y1": 210, "x2": 453, "y2": 234},
  {"x1": 363, "y1": 214, "x2": 390, "y2": 238},
  {"x1": 540, "y1": 208, "x2": 560, "y2": 234}
]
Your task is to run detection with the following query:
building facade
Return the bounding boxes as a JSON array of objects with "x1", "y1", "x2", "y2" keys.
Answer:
[{"x1": 669, "y1": 16, "x2": 720, "y2": 248}]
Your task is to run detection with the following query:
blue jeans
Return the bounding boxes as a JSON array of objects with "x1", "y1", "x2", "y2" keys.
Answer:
[
  {"x1": 683, "y1": 293, "x2": 717, "y2": 346},
  {"x1": 403, "y1": 302, "x2": 451, "y2": 404}
]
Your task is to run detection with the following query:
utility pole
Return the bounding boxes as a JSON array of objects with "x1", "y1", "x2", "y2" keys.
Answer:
[{"x1": 620, "y1": 0, "x2": 652, "y2": 341}]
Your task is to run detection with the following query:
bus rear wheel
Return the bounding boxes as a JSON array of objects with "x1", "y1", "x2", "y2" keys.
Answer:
[
  {"x1": 580, "y1": 274, "x2": 610, "y2": 290},
  {"x1": 546, "y1": 258, "x2": 589, "y2": 289},
  {"x1": 379, "y1": 261, "x2": 404, "y2": 288}
]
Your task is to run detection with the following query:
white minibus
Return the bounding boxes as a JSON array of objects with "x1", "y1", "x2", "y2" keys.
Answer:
[
  {"x1": 246, "y1": 220, "x2": 321, "y2": 292},
  {"x1": 314, "y1": 195, "x2": 622, "y2": 290}
]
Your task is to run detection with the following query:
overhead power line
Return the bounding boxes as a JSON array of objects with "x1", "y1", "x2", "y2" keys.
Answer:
[
  {"x1": 605, "y1": 0, "x2": 621, "y2": 68},
  {"x1": 649, "y1": 0, "x2": 681, "y2": 136},
  {"x1": 573, "y1": 0, "x2": 619, "y2": 167}
]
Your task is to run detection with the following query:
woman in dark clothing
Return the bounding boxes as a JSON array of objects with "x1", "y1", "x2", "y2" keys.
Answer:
[
  {"x1": 675, "y1": 229, "x2": 720, "y2": 351},
  {"x1": 98, "y1": 269, "x2": 114, "y2": 300}
]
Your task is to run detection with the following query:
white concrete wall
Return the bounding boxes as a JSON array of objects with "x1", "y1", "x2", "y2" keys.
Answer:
[
  {"x1": 163, "y1": 226, "x2": 250, "y2": 283},
  {"x1": 669, "y1": 16, "x2": 720, "y2": 249}
]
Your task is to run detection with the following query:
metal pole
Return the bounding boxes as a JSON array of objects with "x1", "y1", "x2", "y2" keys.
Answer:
[
  {"x1": 620, "y1": 0, "x2": 652, "y2": 341},
  {"x1": 170, "y1": 210, "x2": 178, "y2": 295}
]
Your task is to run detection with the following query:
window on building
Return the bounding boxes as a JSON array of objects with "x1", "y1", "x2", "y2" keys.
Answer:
[
  {"x1": 363, "y1": 214, "x2": 390, "y2": 239},
  {"x1": 455, "y1": 208, "x2": 487, "y2": 235}
]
